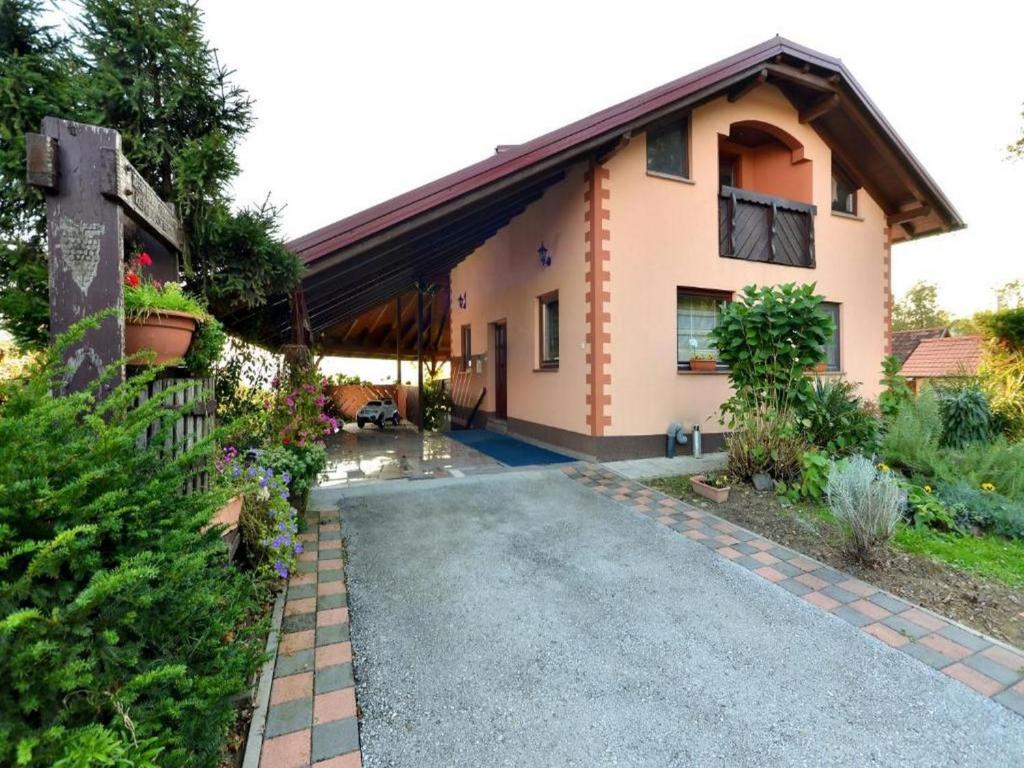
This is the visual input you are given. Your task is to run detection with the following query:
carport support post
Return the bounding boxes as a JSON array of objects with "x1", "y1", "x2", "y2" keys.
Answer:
[
  {"x1": 395, "y1": 294, "x2": 402, "y2": 386},
  {"x1": 416, "y1": 281, "x2": 424, "y2": 432}
]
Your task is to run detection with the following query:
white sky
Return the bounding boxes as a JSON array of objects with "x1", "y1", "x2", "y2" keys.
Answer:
[{"x1": 196, "y1": 0, "x2": 1024, "y2": 319}]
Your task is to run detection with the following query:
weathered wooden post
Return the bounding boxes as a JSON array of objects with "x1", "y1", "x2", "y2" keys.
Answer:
[{"x1": 25, "y1": 117, "x2": 183, "y2": 396}]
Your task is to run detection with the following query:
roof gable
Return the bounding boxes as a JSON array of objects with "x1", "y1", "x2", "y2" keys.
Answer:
[{"x1": 271, "y1": 37, "x2": 964, "y2": 342}]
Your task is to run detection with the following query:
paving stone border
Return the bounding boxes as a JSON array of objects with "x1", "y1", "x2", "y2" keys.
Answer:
[
  {"x1": 564, "y1": 463, "x2": 1024, "y2": 717},
  {"x1": 254, "y1": 508, "x2": 363, "y2": 768}
]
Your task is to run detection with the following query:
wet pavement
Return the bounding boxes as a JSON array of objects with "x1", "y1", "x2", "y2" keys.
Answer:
[{"x1": 319, "y1": 423, "x2": 502, "y2": 488}]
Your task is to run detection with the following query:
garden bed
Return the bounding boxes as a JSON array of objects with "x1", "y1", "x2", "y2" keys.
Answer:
[{"x1": 648, "y1": 477, "x2": 1024, "y2": 649}]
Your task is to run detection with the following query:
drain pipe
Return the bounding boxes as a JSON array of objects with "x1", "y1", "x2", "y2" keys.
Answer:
[
  {"x1": 665, "y1": 422, "x2": 689, "y2": 458},
  {"x1": 692, "y1": 425, "x2": 702, "y2": 459}
]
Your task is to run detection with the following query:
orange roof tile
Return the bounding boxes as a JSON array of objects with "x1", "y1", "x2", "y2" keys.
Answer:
[{"x1": 901, "y1": 335, "x2": 983, "y2": 378}]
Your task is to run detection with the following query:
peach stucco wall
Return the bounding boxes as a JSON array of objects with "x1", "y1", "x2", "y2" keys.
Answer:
[
  {"x1": 605, "y1": 84, "x2": 887, "y2": 437},
  {"x1": 449, "y1": 162, "x2": 590, "y2": 435},
  {"x1": 450, "y1": 82, "x2": 889, "y2": 446}
]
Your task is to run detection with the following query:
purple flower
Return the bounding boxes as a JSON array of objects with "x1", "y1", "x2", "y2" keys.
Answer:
[
  {"x1": 294, "y1": 543, "x2": 304, "y2": 555},
  {"x1": 247, "y1": 466, "x2": 257, "y2": 478},
  {"x1": 282, "y1": 472, "x2": 292, "y2": 486},
  {"x1": 274, "y1": 560, "x2": 289, "y2": 579}
]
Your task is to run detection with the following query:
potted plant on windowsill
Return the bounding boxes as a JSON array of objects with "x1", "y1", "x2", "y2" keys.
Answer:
[
  {"x1": 687, "y1": 338, "x2": 718, "y2": 372},
  {"x1": 123, "y1": 252, "x2": 225, "y2": 373},
  {"x1": 690, "y1": 471, "x2": 732, "y2": 503}
]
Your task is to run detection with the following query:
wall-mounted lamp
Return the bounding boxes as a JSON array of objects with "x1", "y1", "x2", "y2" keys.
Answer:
[
  {"x1": 457, "y1": 292, "x2": 467, "y2": 309},
  {"x1": 538, "y1": 242, "x2": 552, "y2": 267}
]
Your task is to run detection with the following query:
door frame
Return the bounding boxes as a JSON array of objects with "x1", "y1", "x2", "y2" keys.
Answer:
[{"x1": 491, "y1": 320, "x2": 508, "y2": 420}]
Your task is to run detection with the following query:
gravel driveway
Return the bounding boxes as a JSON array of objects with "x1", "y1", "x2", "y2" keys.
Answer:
[{"x1": 336, "y1": 470, "x2": 1024, "y2": 767}]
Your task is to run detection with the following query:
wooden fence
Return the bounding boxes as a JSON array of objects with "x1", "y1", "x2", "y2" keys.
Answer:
[{"x1": 135, "y1": 376, "x2": 216, "y2": 494}]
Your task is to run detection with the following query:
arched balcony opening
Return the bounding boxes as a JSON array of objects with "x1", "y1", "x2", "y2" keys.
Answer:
[{"x1": 718, "y1": 121, "x2": 817, "y2": 268}]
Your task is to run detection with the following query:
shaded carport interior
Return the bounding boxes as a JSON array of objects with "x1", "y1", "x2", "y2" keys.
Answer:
[{"x1": 242, "y1": 36, "x2": 963, "y2": 428}]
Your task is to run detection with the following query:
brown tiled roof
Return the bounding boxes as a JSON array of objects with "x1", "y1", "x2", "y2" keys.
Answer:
[
  {"x1": 901, "y1": 335, "x2": 983, "y2": 378},
  {"x1": 891, "y1": 327, "x2": 948, "y2": 363}
]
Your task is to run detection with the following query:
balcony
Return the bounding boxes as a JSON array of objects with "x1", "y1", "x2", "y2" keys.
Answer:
[{"x1": 718, "y1": 185, "x2": 817, "y2": 268}]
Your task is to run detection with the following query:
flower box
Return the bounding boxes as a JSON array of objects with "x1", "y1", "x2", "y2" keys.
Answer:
[
  {"x1": 690, "y1": 475, "x2": 731, "y2": 503},
  {"x1": 125, "y1": 309, "x2": 199, "y2": 365},
  {"x1": 689, "y1": 357, "x2": 717, "y2": 373},
  {"x1": 206, "y1": 494, "x2": 243, "y2": 533}
]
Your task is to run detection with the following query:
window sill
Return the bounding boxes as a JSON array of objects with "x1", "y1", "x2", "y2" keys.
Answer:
[
  {"x1": 646, "y1": 170, "x2": 695, "y2": 185},
  {"x1": 534, "y1": 365, "x2": 559, "y2": 372},
  {"x1": 830, "y1": 210, "x2": 862, "y2": 222},
  {"x1": 677, "y1": 368, "x2": 730, "y2": 375}
]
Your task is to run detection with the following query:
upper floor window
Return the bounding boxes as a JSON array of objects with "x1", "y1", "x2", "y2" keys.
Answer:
[
  {"x1": 647, "y1": 117, "x2": 690, "y2": 179},
  {"x1": 539, "y1": 291, "x2": 559, "y2": 369},
  {"x1": 820, "y1": 302, "x2": 840, "y2": 370},
  {"x1": 831, "y1": 163, "x2": 857, "y2": 215},
  {"x1": 460, "y1": 324, "x2": 472, "y2": 371},
  {"x1": 677, "y1": 289, "x2": 730, "y2": 370}
]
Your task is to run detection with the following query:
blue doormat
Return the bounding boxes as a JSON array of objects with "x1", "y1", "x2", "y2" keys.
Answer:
[{"x1": 447, "y1": 429, "x2": 574, "y2": 466}]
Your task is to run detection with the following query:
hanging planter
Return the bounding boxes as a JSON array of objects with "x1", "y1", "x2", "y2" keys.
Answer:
[
  {"x1": 122, "y1": 251, "x2": 222, "y2": 371},
  {"x1": 125, "y1": 309, "x2": 199, "y2": 365}
]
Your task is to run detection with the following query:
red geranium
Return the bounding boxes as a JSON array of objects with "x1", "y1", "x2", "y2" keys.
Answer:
[
  {"x1": 138, "y1": 252, "x2": 153, "y2": 266},
  {"x1": 124, "y1": 272, "x2": 141, "y2": 287}
]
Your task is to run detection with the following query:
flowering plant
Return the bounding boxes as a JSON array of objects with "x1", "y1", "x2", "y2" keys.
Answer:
[
  {"x1": 268, "y1": 365, "x2": 340, "y2": 448},
  {"x1": 122, "y1": 251, "x2": 226, "y2": 376},
  {"x1": 215, "y1": 445, "x2": 302, "y2": 581}
]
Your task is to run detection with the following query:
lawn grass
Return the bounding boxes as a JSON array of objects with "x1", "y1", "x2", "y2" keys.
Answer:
[{"x1": 893, "y1": 526, "x2": 1024, "y2": 588}]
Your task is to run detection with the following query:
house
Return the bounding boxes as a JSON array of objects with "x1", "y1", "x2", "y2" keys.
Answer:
[
  {"x1": 892, "y1": 327, "x2": 949, "y2": 364},
  {"x1": 901, "y1": 335, "x2": 983, "y2": 393},
  {"x1": 282, "y1": 37, "x2": 963, "y2": 460}
]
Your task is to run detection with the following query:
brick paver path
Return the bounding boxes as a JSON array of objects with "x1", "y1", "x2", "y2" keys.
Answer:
[
  {"x1": 258, "y1": 508, "x2": 362, "y2": 768},
  {"x1": 565, "y1": 463, "x2": 1024, "y2": 717}
]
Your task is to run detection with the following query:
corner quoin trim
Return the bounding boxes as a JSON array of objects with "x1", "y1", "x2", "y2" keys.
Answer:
[{"x1": 584, "y1": 162, "x2": 612, "y2": 436}]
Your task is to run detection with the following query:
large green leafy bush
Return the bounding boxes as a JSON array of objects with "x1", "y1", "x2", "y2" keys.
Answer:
[
  {"x1": 0, "y1": 322, "x2": 267, "y2": 766},
  {"x1": 710, "y1": 283, "x2": 833, "y2": 416}
]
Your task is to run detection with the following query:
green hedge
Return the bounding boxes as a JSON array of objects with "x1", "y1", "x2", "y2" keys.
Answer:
[{"x1": 0, "y1": 323, "x2": 267, "y2": 766}]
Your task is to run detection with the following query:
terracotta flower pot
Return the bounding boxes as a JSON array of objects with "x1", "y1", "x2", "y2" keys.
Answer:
[
  {"x1": 690, "y1": 475, "x2": 731, "y2": 503},
  {"x1": 125, "y1": 309, "x2": 198, "y2": 365},
  {"x1": 689, "y1": 358, "x2": 717, "y2": 372},
  {"x1": 814, "y1": 362, "x2": 827, "y2": 373}
]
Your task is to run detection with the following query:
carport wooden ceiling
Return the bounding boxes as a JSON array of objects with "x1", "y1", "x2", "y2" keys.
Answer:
[{"x1": 317, "y1": 278, "x2": 450, "y2": 360}]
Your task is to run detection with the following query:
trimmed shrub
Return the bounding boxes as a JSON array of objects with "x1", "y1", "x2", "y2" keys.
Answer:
[
  {"x1": 826, "y1": 456, "x2": 904, "y2": 559},
  {"x1": 0, "y1": 322, "x2": 267, "y2": 766}
]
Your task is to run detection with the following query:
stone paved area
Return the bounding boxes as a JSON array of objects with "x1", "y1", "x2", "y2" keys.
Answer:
[
  {"x1": 257, "y1": 508, "x2": 363, "y2": 768},
  {"x1": 564, "y1": 463, "x2": 1024, "y2": 716},
  {"x1": 319, "y1": 423, "x2": 501, "y2": 487}
]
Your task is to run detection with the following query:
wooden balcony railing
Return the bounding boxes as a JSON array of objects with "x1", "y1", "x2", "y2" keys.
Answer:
[{"x1": 718, "y1": 185, "x2": 817, "y2": 268}]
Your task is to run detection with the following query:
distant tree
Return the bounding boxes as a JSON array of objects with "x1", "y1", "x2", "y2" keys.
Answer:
[
  {"x1": 0, "y1": 0, "x2": 302, "y2": 348},
  {"x1": 891, "y1": 281, "x2": 952, "y2": 331},
  {"x1": 0, "y1": 0, "x2": 85, "y2": 347}
]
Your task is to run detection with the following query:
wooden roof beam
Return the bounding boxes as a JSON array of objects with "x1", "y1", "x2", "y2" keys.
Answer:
[
  {"x1": 799, "y1": 93, "x2": 840, "y2": 124},
  {"x1": 887, "y1": 205, "x2": 931, "y2": 227},
  {"x1": 727, "y1": 69, "x2": 767, "y2": 102},
  {"x1": 765, "y1": 63, "x2": 838, "y2": 93}
]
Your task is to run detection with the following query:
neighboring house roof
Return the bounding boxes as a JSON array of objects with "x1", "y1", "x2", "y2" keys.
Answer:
[
  {"x1": 891, "y1": 327, "x2": 949, "y2": 364},
  {"x1": 268, "y1": 36, "x2": 965, "y2": 343},
  {"x1": 901, "y1": 335, "x2": 983, "y2": 379}
]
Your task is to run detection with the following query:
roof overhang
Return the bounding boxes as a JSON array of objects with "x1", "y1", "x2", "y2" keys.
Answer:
[{"x1": 268, "y1": 36, "x2": 964, "y2": 346}]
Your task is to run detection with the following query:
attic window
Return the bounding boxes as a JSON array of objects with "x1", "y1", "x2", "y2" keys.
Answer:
[
  {"x1": 831, "y1": 162, "x2": 858, "y2": 215},
  {"x1": 647, "y1": 117, "x2": 690, "y2": 179}
]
